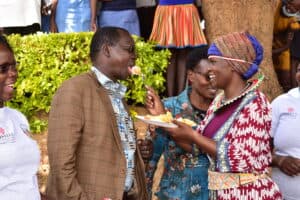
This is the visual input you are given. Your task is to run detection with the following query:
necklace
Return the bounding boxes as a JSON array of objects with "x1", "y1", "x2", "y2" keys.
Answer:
[
  {"x1": 213, "y1": 75, "x2": 264, "y2": 112},
  {"x1": 221, "y1": 82, "x2": 251, "y2": 105}
]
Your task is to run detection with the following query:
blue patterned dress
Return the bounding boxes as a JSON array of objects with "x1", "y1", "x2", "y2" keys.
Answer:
[{"x1": 146, "y1": 87, "x2": 209, "y2": 200}]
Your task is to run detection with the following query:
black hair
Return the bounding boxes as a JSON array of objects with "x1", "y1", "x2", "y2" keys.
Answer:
[
  {"x1": 89, "y1": 26, "x2": 129, "y2": 62},
  {"x1": 0, "y1": 34, "x2": 13, "y2": 53},
  {"x1": 185, "y1": 45, "x2": 209, "y2": 71}
]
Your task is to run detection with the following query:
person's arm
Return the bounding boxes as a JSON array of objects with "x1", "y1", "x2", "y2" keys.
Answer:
[
  {"x1": 273, "y1": 31, "x2": 294, "y2": 54},
  {"x1": 169, "y1": 92, "x2": 274, "y2": 173},
  {"x1": 272, "y1": 155, "x2": 300, "y2": 176},
  {"x1": 47, "y1": 82, "x2": 87, "y2": 200},
  {"x1": 50, "y1": 0, "x2": 58, "y2": 32},
  {"x1": 90, "y1": 0, "x2": 97, "y2": 32},
  {"x1": 165, "y1": 120, "x2": 217, "y2": 157}
]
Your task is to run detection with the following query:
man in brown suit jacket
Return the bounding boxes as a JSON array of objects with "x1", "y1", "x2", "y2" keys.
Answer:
[{"x1": 46, "y1": 27, "x2": 148, "y2": 200}]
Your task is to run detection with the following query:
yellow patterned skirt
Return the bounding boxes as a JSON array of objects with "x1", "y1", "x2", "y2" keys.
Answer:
[{"x1": 149, "y1": 4, "x2": 207, "y2": 48}]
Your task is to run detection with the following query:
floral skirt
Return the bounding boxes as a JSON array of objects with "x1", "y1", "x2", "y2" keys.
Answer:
[
  {"x1": 149, "y1": 4, "x2": 207, "y2": 49},
  {"x1": 155, "y1": 156, "x2": 209, "y2": 200}
]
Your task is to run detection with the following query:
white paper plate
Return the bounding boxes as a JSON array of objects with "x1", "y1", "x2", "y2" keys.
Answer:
[{"x1": 136, "y1": 115, "x2": 178, "y2": 128}]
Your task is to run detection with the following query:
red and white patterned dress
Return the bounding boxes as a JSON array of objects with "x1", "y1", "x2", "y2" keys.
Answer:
[{"x1": 198, "y1": 79, "x2": 282, "y2": 200}]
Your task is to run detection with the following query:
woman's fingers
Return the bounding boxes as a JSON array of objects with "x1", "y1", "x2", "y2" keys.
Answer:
[{"x1": 280, "y1": 156, "x2": 300, "y2": 176}]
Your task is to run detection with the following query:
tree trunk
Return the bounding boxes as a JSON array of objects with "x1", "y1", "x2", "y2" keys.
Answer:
[{"x1": 202, "y1": 0, "x2": 282, "y2": 100}]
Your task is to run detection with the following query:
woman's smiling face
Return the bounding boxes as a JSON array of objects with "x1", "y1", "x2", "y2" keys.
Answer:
[
  {"x1": 0, "y1": 44, "x2": 18, "y2": 107},
  {"x1": 208, "y1": 57, "x2": 233, "y2": 90},
  {"x1": 189, "y1": 59, "x2": 217, "y2": 99}
]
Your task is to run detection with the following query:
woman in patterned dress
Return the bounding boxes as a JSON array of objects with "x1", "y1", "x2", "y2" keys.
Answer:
[{"x1": 148, "y1": 32, "x2": 283, "y2": 200}]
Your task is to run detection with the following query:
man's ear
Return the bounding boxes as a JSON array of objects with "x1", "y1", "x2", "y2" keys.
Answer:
[
  {"x1": 187, "y1": 70, "x2": 194, "y2": 83},
  {"x1": 102, "y1": 43, "x2": 111, "y2": 57}
]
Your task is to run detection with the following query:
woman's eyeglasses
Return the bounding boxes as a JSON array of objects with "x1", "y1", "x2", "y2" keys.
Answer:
[{"x1": 0, "y1": 63, "x2": 17, "y2": 74}]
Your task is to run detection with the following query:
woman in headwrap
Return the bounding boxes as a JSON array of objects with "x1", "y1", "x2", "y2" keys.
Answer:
[{"x1": 146, "y1": 32, "x2": 283, "y2": 199}]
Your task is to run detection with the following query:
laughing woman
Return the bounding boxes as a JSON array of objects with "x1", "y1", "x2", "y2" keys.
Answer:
[
  {"x1": 0, "y1": 35, "x2": 42, "y2": 200},
  {"x1": 149, "y1": 32, "x2": 283, "y2": 199}
]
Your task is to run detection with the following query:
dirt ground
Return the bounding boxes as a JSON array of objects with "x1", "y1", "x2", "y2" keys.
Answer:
[{"x1": 33, "y1": 106, "x2": 163, "y2": 199}]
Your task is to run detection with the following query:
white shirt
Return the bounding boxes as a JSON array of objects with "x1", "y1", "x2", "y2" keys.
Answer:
[
  {"x1": 0, "y1": 107, "x2": 40, "y2": 200},
  {"x1": 271, "y1": 88, "x2": 300, "y2": 158},
  {"x1": 271, "y1": 87, "x2": 300, "y2": 200},
  {"x1": 0, "y1": 0, "x2": 41, "y2": 27}
]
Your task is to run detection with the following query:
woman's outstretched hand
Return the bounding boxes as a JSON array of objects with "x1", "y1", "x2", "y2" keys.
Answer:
[{"x1": 145, "y1": 86, "x2": 165, "y2": 115}]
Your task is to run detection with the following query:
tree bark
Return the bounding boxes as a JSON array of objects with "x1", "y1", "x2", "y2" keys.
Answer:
[{"x1": 202, "y1": 0, "x2": 282, "y2": 100}]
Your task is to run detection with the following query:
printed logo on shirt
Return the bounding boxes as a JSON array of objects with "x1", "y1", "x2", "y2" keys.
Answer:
[
  {"x1": 0, "y1": 127, "x2": 5, "y2": 135},
  {"x1": 0, "y1": 120, "x2": 16, "y2": 144},
  {"x1": 286, "y1": 107, "x2": 297, "y2": 119}
]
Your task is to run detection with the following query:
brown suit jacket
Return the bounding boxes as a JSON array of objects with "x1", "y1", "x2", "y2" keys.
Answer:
[{"x1": 46, "y1": 71, "x2": 147, "y2": 200}]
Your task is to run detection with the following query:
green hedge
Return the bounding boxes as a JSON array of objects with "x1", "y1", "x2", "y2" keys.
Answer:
[{"x1": 7, "y1": 32, "x2": 170, "y2": 133}]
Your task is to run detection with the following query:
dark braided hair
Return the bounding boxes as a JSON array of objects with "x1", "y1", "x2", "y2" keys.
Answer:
[
  {"x1": 185, "y1": 45, "x2": 209, "y2": 71},
  {"x1": 0, "y1": 34, "x2": 13, "y2": 53},
  {"x1": 90, "y1": 26, "x2": 129, "y2": 62}
]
